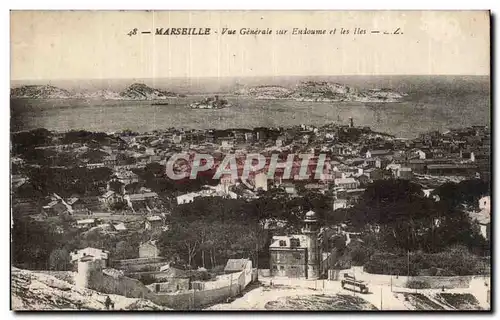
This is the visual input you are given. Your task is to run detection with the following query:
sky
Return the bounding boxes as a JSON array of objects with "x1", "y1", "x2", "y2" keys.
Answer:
[{"x1": 10, "y1": 10, "x2": 490, "y2": 81}]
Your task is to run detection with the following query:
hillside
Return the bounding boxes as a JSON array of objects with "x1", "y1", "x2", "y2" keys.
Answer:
[
  {"x1": 11, "y1": 83, "x2": 180, "y2": 100},
  {"x1": 11, "y1": 268, "x2": 168, "y2": 311},
  {"x1": 236, "y1": 81, "x2": 407, "y2": 102}
]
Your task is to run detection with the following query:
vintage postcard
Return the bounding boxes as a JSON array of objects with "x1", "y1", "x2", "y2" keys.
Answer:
[{"x1": 10, "y1": 10, "x2": 491, "y2": 311}]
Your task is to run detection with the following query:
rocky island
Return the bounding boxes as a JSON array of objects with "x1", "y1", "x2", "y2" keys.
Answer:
[
  {"x1": 235, "y1": 81, "x2": 407, "y2": 102},
  {"x1": 189, "y1": 95, "x2": 231, "y2": 109},
  {"x1": 10, "y1": 83, "x2": 181, "y2": 101},
  {"x1": 10, "y1": 85, "x2": 72, "y2": 99}
]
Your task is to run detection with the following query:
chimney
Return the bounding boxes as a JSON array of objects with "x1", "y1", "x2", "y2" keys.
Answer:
[{"x1": 349, "y1": 117, "x2": 354, "y2": 128}]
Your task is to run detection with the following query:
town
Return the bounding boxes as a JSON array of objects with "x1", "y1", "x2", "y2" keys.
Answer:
[{"x1": 11, "y1": 118, "x2": 491, "y2": 310}]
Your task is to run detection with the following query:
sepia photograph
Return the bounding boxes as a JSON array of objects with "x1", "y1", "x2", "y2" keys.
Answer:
[{"x1": 9, "y1": 10, "x2": 491, "y2": 311}]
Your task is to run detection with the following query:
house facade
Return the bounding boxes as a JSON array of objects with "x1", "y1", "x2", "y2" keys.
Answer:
[
  {"x1": 269, "y1": 211, "x2": 320, "y2": 279},
  {"x1": 269, "y1": 235, "x2": 308, "y2": 278}
]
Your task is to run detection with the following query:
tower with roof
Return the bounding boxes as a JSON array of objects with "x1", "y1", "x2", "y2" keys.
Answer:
[{"x1": 302, "y1": 210, "x2": 320, "y2": 279}]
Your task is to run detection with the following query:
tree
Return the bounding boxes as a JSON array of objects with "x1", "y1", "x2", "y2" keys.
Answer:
[
  {"x1": 12, "y1": 216, "x2": 60, "y2": 269},
  {"x1": 159, "y1": 222, "x2": 202, "y2": 267},
  {"x1": 114, "y1": 240, "x2": 137, "y2": 260},
  {"x1": 108, "y1": 180, "x2": 124, "y2": 194},
  {"x1": 49, "y1": 248, "x2": 70, "y2": 270}
]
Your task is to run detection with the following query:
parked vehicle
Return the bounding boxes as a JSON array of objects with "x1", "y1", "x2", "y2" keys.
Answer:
[{"x1": 341, "y1": 273, "x2": 369, "y2": 294}]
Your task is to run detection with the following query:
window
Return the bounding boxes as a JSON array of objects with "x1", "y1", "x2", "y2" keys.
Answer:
[
  {"x1": 272, "y1": 265, "x2": 277, "y2": 270},
  {"x1": 280, "y1": 266, "x2": 285, "y2": 270},
  {"x1": 290, "y1": 238, "x2": 300, "y2": 247},
  {"x1": 279, "y1": 240, "x2": 286, "y2": 247}
]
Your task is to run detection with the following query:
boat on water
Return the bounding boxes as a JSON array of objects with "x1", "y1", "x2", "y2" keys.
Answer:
[{"x1": 151, "y1": 101, "x2": 170, "y2": 106}]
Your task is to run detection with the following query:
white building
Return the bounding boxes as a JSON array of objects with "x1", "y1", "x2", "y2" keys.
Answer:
[
  {"x1": 479, "y1": 196, "x2": 490, "y2": 214},
  {"x1": 333, "y1": 199, "x2": 348, "y2": 210},
  {"x1": 334, "y1": 177, "x2": 359, "y2": 190},
  {"x1": 176, "y1": 192, "x2": 201, "y2": 205},
  {"x1": 70, "y1": 247, "x2": 109, "y2": 266},
  {"x1": 145, "y1": 215, "x2": 163, "y2": 231}
]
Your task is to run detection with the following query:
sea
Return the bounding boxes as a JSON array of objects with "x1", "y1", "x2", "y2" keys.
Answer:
[{"x1": 10, "y1": 75, "x2": 490, "y2": 139}]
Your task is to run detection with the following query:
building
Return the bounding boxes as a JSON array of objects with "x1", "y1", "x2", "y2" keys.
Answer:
[
  {"x1": 365, "y1": 149, "x2": 393, "y2": 159},
  {"x1": 42, "y1": 200, "x2": 68, "y2": 217},
  {"x1": 66, "y1": 197, "x2": 87, "y2": 213},
  {"x1": 115, "y1": 171, "x2": 139, "y2": 185},
  {"x1": 414, "y1": 149, "x2": 427, "y2": 160},
  {"x1": 172, "y1": 134, "x2": 183, "y2": 144},
  {"x1": 426, "y1": 163, "x2": 478, "y2": 176},
  {"x1": 333, "y1": 199, "x2": 348, "y2": 210},
  {"x1": 334, "y1": 177, "x2": 359, "y2": 190},
  {"x1": 302, "y1": 210, "x2": 320, "y2": 279},
  {"x1": 224, "y1": 258, "x2": 252, "y2": 274},
  {"x1": 99, "y1": 190, "x2": 122, "y2": 205},
  {"x1": 76, "y1": 218, "x2": 97, "y2": 229},
  {"x1": 479, "y1": 196, "x2": 490, "y2": 214},
  {"x1": 396, "y1": 167, "x2": 413, "y2": 180},
  {"x1": 269, "y1": 235, "x2": 308, "y2": 278},
  {"x1": 244, "y1": 132, "x2": 254, "y2": 143},
  {"x1": 145, "y1": 215, "x2": 163, "y2": 231},
  {"x1": 113, "y1": 222, "x2": 127, "y2": 232},
  {"x1": 269, "y1": 211, "x2": 320, "y2": 279},
  {"x1": 86, "y1": 162, "x2": 105, "y2": 169},
  {"x1": 139, "y1": 241, "x2": 160, "y2": 258},
  {"x1": 220, "y1": 138, "x2": 234, "y2": 149},
  {"x1": 103, "y1": 155, "x2": 118, "y2": 167},
  {"x1": 124, "y1": 192, "x2": 158, "y2": 209},
  {"x1": 476, "y1": 215, "x2": 491, "y2": 241},
  {"x1": 365, "y1": 157, "x2": 382, "y2": 168},
  {"x1": 275, "y1": 136, "x2": 287, "y2": 147},
  {"x1": 70, "y1": 247, "x2": 109, "y2": 267},
  {"x1": 176, "y1": 192, "x2": 201, "y2": 205},
  {"x1": 407, "y1": 159, "x2": 426, "y2": 174}
]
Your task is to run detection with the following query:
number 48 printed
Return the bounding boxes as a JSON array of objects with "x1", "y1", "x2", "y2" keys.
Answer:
[{"x1": 127, "y1": 28, "x2": 138, "y2": 36}]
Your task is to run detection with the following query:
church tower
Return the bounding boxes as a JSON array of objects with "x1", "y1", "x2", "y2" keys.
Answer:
[{"x1": 302, "y1": 210, "x2": 320, "y2": 279}]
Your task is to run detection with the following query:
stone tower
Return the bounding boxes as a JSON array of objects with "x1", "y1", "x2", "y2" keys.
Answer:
[{"x1": 302, "y1": 210, "x2": 320, "y2": 279}]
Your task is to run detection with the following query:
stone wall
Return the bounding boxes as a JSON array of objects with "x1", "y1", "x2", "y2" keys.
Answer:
[
  {"x1": 86, "y1": 268, "x2": 156, "y2": 301},
  {"x1": 154, "y1": 282, "x2": 242, "y2": 309},
  {"x1": 147, "y1": 279, "x2": 190, "y2": 293}
]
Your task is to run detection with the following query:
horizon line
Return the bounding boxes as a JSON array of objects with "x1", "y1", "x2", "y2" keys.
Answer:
[{"x1": 10, "y1": 74, "x2": 490, "y2": 82}]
